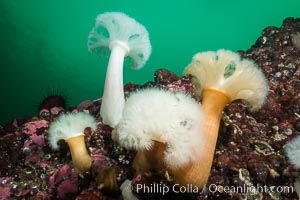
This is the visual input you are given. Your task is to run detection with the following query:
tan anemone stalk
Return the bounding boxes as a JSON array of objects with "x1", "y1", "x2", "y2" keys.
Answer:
[
  {"x1": 112, "y1": 88, "x2": 205, "y2": 174},
  {"x1": 171, "y1": 49, "x2": 269, "y2": 189},
  {"x1": 48, "y1": 112, "x2": 97, "y2": 173}
]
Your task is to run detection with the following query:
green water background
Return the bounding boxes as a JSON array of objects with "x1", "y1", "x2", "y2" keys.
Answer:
[{"x1": 0, "y1": 0, "x2": 299, "y2": 125}]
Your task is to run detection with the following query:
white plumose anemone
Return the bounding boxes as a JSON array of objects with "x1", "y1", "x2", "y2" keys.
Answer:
[
  {"x1": 113, "y1": 88, "x2": 204, "y2": 169},
  {"x1": 88, "y1": 12, "x2": 151, "y2": 128},
  {"x1": 48, "y1": 112, "x2": 97, "y2": 173}
]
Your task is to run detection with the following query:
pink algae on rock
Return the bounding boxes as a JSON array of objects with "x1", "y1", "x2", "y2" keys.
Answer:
[
  {"x1": 22, "y1": 120, "x2": 48, "y2": 135},
  {"x1": 48, "y1": 164, "x2": 79, "y2": 199},
  {"x1": 0, "y1": 185, "x2": 12, "y2": 200},
  {"x1": 57, "y1": 180, "x2": 78, "y2": 199}
]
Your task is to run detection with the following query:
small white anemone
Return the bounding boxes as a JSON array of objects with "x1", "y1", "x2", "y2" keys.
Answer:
[
  {"x1": 284, "y1": 135, "x2": 300, "y2": 169},
  {"x1": 48, "y1": 112, "x2": 97, "y2": 173},
  {"x1": 120, "y1": 180, "x2": 139, "y2": 200},
  {"x1": 48, "y1": 112, "x2": 97, "y2": 149}
]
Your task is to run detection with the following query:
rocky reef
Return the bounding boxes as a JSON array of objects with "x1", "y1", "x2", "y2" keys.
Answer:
[{"x1": 0, "y1": 17, "x2": 299, "y2": 199}]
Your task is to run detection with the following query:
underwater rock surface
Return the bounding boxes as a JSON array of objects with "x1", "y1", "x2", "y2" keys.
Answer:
[{"x1": 0, "y1": 17, "x2": 300, "y2": 199}]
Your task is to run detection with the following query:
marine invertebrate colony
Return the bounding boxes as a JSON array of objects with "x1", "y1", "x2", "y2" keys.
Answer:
[
  {"x1": 171, "y1": 49, "x2": 269, "y2": 188},
  {"x1": 112, "y1": 88, "x2": 204, "y2": 172},
  {"x1": 48, "y1": 112, "x2": 97, "y2": 173},
  {"x1": 88, "y1": 12, "x2": 151, "y2": 128}
]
